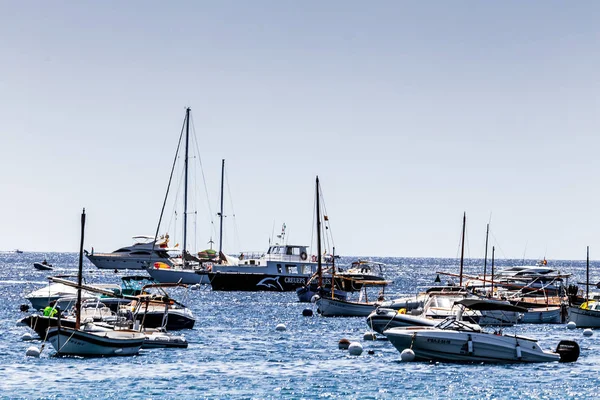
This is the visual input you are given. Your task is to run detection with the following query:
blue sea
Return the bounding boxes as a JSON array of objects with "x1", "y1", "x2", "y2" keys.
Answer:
[{"x1": 1, "y1": 252, "x2": 599, "y2": 399}]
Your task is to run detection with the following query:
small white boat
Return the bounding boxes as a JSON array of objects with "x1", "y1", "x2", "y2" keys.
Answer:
[
  {"x1": 316, "y1": 280, "x2": 389, "y2": 317},
  {"x1": 569, "y1": 301, "x2": 600, "y2": 328},
  {"x1": 46, "y1": 324, "x2": 145, "y2": 356},
  {"x1": 384, "y1": 299, "x2": 580, "y2": 363}
]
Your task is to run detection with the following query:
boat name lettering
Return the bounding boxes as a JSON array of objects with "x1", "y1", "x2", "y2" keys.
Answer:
[
  {"x1": 284, "y1": 277, "x2": 306, "y2": 284},
  {"x1": 426, "y1": 338, "x2": 450, "y2": 344}
]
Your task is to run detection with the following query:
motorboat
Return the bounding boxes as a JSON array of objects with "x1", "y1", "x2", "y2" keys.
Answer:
[
  {"x1": 85, "y1": 234, "x2": 176, "y2": 270},
  {"x1": 384, "y1": 299, "x2": 580, "y2": 363},
  {"x1": 367, "y1": 289, "x2": 522, "y2": 334},
  {"x1": 33, "y1": 260, "x2": 53, "y2": 271},
  {"x1": 207, "y1": 244, "x2": 330, "y2": 291},
  {"x1": 25, "y1": 277, "x2": 121, "y2": 310},
  {"x1": 336, "y1": 260, "x2": 387, "y2": 282}
]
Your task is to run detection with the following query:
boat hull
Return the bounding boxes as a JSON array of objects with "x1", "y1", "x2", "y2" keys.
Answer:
[
  {"x1": 520, "y1": 307, "x2": 563, "y2": 324},
  {"x1": 46, "y1": 326, "x2": 144, "y2": 356},
  {"x1": 384, "y1": 328, "x2": 560, "y2": 363},
  {"x1": 146, "y1": 267, "x2": 210, "y2": 285},
  {"x1": 316, "y1": 297, "x2": 379, "y2": 317},
  {"x1": 33, "y1": 262, "x2": 53, "y2": 271},
  {"x1": 568, "y1": 306, "x2": 600, "y2": 328},
  {"x1": 208, "y1": 272, "x2": 310, "y2": 291},
  {"x1": 86, "y1": 254, "x2": 173, "y2": 270}
]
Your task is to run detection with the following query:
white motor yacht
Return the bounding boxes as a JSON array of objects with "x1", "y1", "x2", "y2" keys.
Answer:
[{"x1": 85, "y1": 235, "x2": 177, "y2": 270}]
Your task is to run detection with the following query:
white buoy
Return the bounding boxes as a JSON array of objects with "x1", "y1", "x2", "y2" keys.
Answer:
[
  {"x1": 25, "y1": 346, "x2": 40, "y2": 357},
  {"x1": 583, "y1": 328, "x2": 593, "y2": 337},
  {"x1": 311, "y1": 295, "x2": 320, "y2": 303},
  {"x1": 363, "y1": 331, "x2": 377, "y2": 341},
  {"x1": 348, "y1": 342, "x2": 363, "y2": 356},
  {"x1": 567, "y1": 321, "x2": 577, "y2": 330},
  {"x1": 275, "y1": 323, "x2": 286, "y2": 332},
  {"x1": 21, "y1": 333, "x2": 33, "y2": 341},
  {"x1": 190, "y1": 284, "x2": 200, "y2": 290},
  {"x1": 400, "y1": 348, "x2": 415, "y2": 362}
]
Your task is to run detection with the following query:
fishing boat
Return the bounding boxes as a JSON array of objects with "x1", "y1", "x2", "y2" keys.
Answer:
[
  {"x1": 384, "y1": 299, "x2": 580, "y2": 363},
  {"x1": 46, "y1": 209, "x2": 145, "y2": 357},
  {"x1": 316, "y1": 280, "x2": 389, "y2": 317}
]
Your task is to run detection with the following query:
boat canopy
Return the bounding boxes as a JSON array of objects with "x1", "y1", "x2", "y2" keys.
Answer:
[{"x1": 454, "y1": 299, "x2": 528, "y2": 312}]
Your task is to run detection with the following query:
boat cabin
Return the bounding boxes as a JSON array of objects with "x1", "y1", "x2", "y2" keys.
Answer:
[{"x1": 266, "y1": 245, "x2": 310, "y2": 262}]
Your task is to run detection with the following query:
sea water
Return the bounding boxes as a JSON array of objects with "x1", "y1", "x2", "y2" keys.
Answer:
[{"x1": 0, "y1": 252, "x2": 598, "y2": 399}]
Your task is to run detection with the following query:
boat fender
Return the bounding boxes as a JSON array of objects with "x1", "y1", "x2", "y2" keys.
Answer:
[
  {"x1": 555, "y1": 340, "x2": 580, "y2": 362},
  {"x1": 348, "y1": 342, "x2": 363, "y2": 356},
  {"x1": 300, "y1": 252, "x2": 308, "y2": 261},
  {"x1": 311, "y1": 255, "x2": 317, "y2": 262},
  {"x1": 398, "y1": 308, "x2": 406, "y2": 314},
  {"x1": 25, "y1": 346, "x2": 40, "y2": 357},
  {"x1": 467, "y1": 334, "x2": 473, "y2": 355},
  {"x1": 515, "y1": 343, "x2": 522, "y2": 360},
  {"x1": 583, "y1": 328, "x2": 593, "y2": 337},
  {"x1": 401, "y1": 348, "x2": 415, "y2": 362}
]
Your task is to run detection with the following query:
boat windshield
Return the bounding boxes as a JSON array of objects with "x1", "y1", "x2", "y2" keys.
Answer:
[{"x1": 436, "y1": 316, "x2": 482, "y2": 332}]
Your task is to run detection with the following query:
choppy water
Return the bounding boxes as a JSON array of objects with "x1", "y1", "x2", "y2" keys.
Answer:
[{"x1": 1, "y1": 252, "x2": 599, "y2": 399}]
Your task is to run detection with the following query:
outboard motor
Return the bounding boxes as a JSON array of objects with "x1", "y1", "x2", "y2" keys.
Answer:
[{"x1": 555, "y1": 340, "x2": 580, "y2": 362}]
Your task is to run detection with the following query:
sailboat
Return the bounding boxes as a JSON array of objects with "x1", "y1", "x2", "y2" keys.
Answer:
[
  {"x1": 568, "y1": 246, "x2": 600, "y2": 328},
  {"x1": 46, "y1": 209, "x2": 146, "y2": 357},
  {"x1": 146, "y1": 108, "x2": 211, "y2": 285},
  {"x1": 311, "y1": 176, "x2": 389, "y2": 317}
]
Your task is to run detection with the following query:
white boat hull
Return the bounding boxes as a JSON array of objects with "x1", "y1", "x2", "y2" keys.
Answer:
[
  {"x1": 86, "y1": 254, "x2": 173, "y2": 270},
  {"x1": 146, "y1": 268, "x2": 210, "y2": 284},
  {"x1": 316, "y1": 297, "x2": 379, "y2": 317},
  {"x1": 568, "y1": 306, "x2": 600, "y2": 328},
  {"x1": 384, "y1": 327, "x2": 560, "y2": 363},
  {"x1": 46, "y1": 326, "x2": 145, "y2": 356}
]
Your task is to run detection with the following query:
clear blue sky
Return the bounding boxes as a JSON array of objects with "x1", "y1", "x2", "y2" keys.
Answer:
[{"x1": 1, "y1": 1, "x2": 599, "y2": 260}]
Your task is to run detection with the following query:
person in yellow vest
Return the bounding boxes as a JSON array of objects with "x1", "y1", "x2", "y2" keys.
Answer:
[{"x1": 43, "y1": 301, "x2": 58, "y2": 317}]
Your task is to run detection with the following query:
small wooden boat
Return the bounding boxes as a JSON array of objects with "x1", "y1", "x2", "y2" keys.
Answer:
[{"x1": 34, "y1": 261, "x2": 53, "y2": 271}]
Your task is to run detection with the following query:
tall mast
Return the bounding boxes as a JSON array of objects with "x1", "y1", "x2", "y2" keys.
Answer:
[
  {"x1": 483, "y1": 223, "x2": 489, "y2": 291},
  {"x1": 182, "y1": 107, "x2": 190, "y2": 261},
  {"x1": 316, "y1": 176, "x2": 322, "y2": 288},
  {"x1": 75, "y1": 208, "x2": 86, "y2": 330},
  {"x1": 491, "y1": 246, "x2": 495, "y2": 294},
  {"x1": 586, "y1": 246, "x2": 590, "y2": 302},
  {"x1": 459, "y1": 212, "x2": 466, "y2": 286},
  {"x1": 219, "y1": 159, "x2": 225, "y2": 255}
]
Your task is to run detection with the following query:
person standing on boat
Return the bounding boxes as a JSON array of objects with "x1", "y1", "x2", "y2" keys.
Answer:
[{"x1": 43, "y1": 301, "x2": 58, "y2": 317}]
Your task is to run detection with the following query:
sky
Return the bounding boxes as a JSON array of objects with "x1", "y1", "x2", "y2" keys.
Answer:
[{"x1": 1, "y1": 1, "x2": 599, "y2": 260}]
